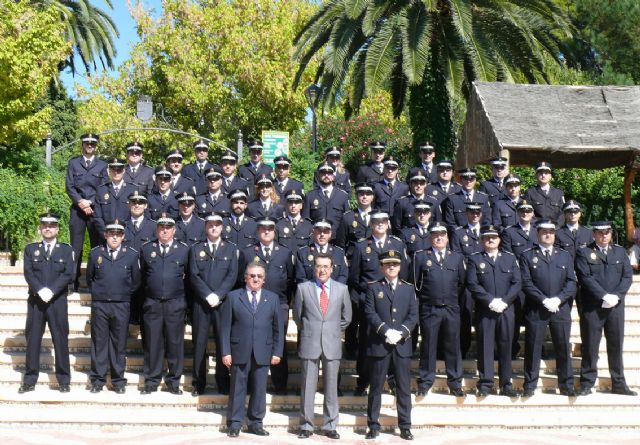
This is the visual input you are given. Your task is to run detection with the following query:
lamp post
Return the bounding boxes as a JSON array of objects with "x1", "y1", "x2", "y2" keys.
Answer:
[{"x1": 304, "y1": 84, "x2": 322, "y2": 153}]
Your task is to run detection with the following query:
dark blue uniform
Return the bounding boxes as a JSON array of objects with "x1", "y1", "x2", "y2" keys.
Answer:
[
  {"x1": 221, "y1": 175, "x2": 251, "y2": 196},
  {"x1": 356, "y1": 161, "x2": 384, "y2": 184},
  {"x1": 303, "y1": 188, "x2": 350, "y2": 236},
  {"x1": 124, "y1": 164, "x2": 154, "y2": 195},
  {"x1": 65, "y1": 155, "x2": 109, "y2": 288},
  {"x1": 246, "y1": 199, "x2": 285, "y2": 220},
  {"x1": 524, "y1": 186, "x2": 565, "y2": 224},
  {"x1": 124, "y1": 218, "x2": 157, "y2": 253},
  {"x1": 413, "y1": 248, "x2": 466, "y2": 392},
  {"x1": 239, "y1": 244, "x2": 295, "y2": 393},
  {"x1": 391, "y1": 194, "x2": 441, "y2": 234},
  {"x1": 373, "y1": 180, "x2": 410, "y2": 218},
  {"x1": 275, "y1": 218, "x2": 313, "y2": 252},
  {"x1": 520, "y1": 246, "x2": 577, "y2": 393},
  {"x1": 400, "y1": 227, "x2": 432, "y2": 258},
  {"x1": 442, "y1": 190, "x2": 490, "y2": 229},
  {"x1": 183, "y1": 161, "x2": 216, "y2": 195},
  {"x1": 410, "y1": 163, "x2": 438, "y2": 183},
  {"x1": 466, "y1": 251, "x2": 522, "y2": 392},
  {"x1": 492, "y1": 197, "x2": 523, "y2": 230},
  {"x1": 425, "y1": 182, "x2": 462, "y2": 206},
  {"x1": 575, "y1": 243, "x2": 632, "y2": 392},
  {"x1": 140, "y1": 240, "x2": 190, "y2": 391},
  {"x1": 195, "y1": 193, "x2": 231, "y2": 217},
  {"x1": 93, "y1": 183, "x2": 138, "y2": 236},
  {"x1": 274, "y1": 177, "x2": 305, "y2": 201},
  {"x1": 175, "y1": 216, "x2": 206, "y2": 246},
  {"x1": 147, "y1": 192, "x2": 179, "y2": 221},
  {"x1": 222, "y1": 216, "x2": 257, "y2": 249},
  {"x1": 294, "y1": 244, "x2": 348, "y2": 284},
  {"x1": 479, "y1": 178, "x2": 507, "y2": 206},
  {"x1": 169, "y1": 174, "x2": 197, "y2": 197},
  {"x1": 86, "y1": 246, "x2": 141, "y2": 388},
  {"x1": 22, "y1": 241, "x2": 75, "y2": 387},
  {"x1": 335, "y1": 210, "x2": 372, "y2": 258},
  {"x1": 348, "y1": 237, "x2": 408, "y2": 391},
  {"x1": 188, "y1": 240, "x2": 239, "y2": 394},
  {"x1": 238, "y1": 162, "x2": 273, "y2": 186},
  {"x1": 555, "y1": 225, "x2": 593, "y2": 261},
  {"x1": 365, "y1": 279, "x2": 418, "y2": 432}
]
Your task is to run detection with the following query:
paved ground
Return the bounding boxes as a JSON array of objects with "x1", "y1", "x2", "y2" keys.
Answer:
[{"x1": 2, "y1": 427, "x2": 640, "y2": 445}]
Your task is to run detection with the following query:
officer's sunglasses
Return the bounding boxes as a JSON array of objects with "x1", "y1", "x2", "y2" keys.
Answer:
[{"x1": 128, "y1": 150, "x2": 142, "y2": 156}]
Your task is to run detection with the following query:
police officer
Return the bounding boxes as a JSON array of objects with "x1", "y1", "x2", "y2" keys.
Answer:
[
  {"x1": 65, "y1": 133, "x2": 109, "y2": 290},
  {"x1": 196, "y1": 167, "x2": 230, "y2": 217},
  {"x1": 147, "y1": 167, "x2": 179, "y2": 220},
  {"x1": 392, "y1": 171, "x2": 440, "y2": 234},
  {"x1": 466, "y1": 225, "x2": 521, "y2": 397},
  {"x1": 348, "y1": 211, "x2": 408, "y2": 395},
  {"x1": 356, "y1": 141, "x2": 386, "y2": 183},
  {"x1": 220, "y1": 151, "x2": 250, "y2": 195},
  {"x1": 409, "y1": 141, "x2": 438, "y2": 183},
  {"x1": 479, "y1": 156, "x2": 510, "y2": 205},
  {"x1": 123, "y1": 191, "x2": 156, "y2": 252},
  {"x1": 239, "y1": 217, "x2": 295, "y2": 394},
  {"x1": 275, "y1": 189, "x2": 313, "y2": 252},
  {"x1": 165, "y1": 149, "x2": 197, "y2": 197},
  {"x1": 188, "y1": 212, "x2": 239, "y2": 396},
  {"x1": 364, "y1": 250, "x2": 417, "y2": 441},
  {"x1": 94, "y1": 158, "x2": 137, "y2": 237},
  {"x1": 247, "y1": 174, "x2": 285, "y2": 219},
  {"x1": 295, "y1": 219, "x2": 348, "y2": 284},
  {"x1": 238, "y1": 140, "x2": 273, "y2": 185},
  {"x1": 425, "y1": 160, "x2": 462, "y2": 205},
  {"x1": 555, "y1": 200, "x2": 594, "y2": 261},
  {"x1": 335, "y1": 182, "x2": 375, "y2": 258},
  {"x1": 575, "y1": 221, "x2": 637, "y2": 396},
  {"x1": 273, "y1": 155, "x2": 304, "y2": 201},
  {"x1": 414, "y1": 223, "x2": 466, "y2": 397},
  {"x1": 442, "y1": 168, "x2": 490, "y2": 229},
  {"x1": 322, "y1": 147, "x2": 352, "y2": 196},
  {"x1": 222, "y1": 188, "x2": 258, "y2": 248},
  {"x1": 86, "y1": 220, "x2": 141, "y2": 393},
  {"x1": 123, "y1": 141, "x2": 154, "y2": 195},
  {"x1": 492, "y1": 175, "x2": 524, "y2": 230},
  {"x1": 20, "y1": 213, "x2": 75, "y2": 394},
  {"x1": 520, "y1": 220, "x2": 577, "y2": 397},
  {"x1": 175, "y1": 192, "x2": 206, "y2": 245},
  {"x1": 303, "y1": 163, "x2": 350, "y2": 236},
  {"x1": 400, "y1": 201, "x2": 433, "y2": 260},
  {"x1": 182, "y1": 140, "x2": 215, "y2": 195},
  {"x1": 523, "y1": 162, "x2": 565, "y2": 224},
  {"x1": 139, "y1": 214, "x2": 190, "y2": 395},
  {"x1": 373, "y1": 156, "x2": 409, "y2": 219}
]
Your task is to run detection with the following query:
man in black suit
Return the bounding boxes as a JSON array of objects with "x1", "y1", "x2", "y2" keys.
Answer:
[
  {"x1": 425, "y1": 160, "x2": 462, "y2": 206},
  {"x1": 222, "y1": 188, "x2": 257, "y2": 249},
  {"x1": 94, "y1": 158, "x2": 137, "y2": 238},
  {"x1": 273, "y1": 155, "x2": 304, "y2": 201},
  {"x1": 410, "y1": 141, "x2": 438, "y2": 183},
  {"x1": 276, "y1": 189, "x2": 313, "y2": 252},
  {"x1": 479, "y1": 156, "x2": 510, "y2": 205},
  {"x1": 220, "y1": 151, "x2": 250, "y2": 195},
  {"x1": 182, "y1": 140, "x2": 215, "y2": 195},
  {"x1": 442, "y1": 168, "x2": 490, "y2": 229},
  {"x1": 238, "y1": 140, "x2": 273, "y2": 185},
  {"x1": 220, "y1": 262, "x2": 284, "y2": 437},
  {"x1": 123, "y1": 191, "x2": 156, "y2": 251},
  {"x1": 335, "y1": 182, "x2": 376, "y2": 258},
  {"x1": 364, "y1": 250, "x2": 418, "y2": 440},
  {"x1": 392, "y1": 171, "x2": 440, "y2": 234},
  {"x1": 373, "y1": 156, "x2": 409, "y2": 219},
  {"x1": 356, "y1": 141, "x2": 386, "y2": 184},
  {"x1": 303, "y1": 163, "x2": 350, "y2": 237},
  {"x1": 575, "y1": 221, "x2": 637, "y2": 396},
  {"x1": 196, "y1": 167, "x2": 230, "y2": 217},
  {"x1": 322, "y1": 147, "x2": 352, "y2": 196},
  {"x1": 523, "y1": 161, "x2": 565, "y2": 224},
  {"x1": 175, "y1": 192, "x2": 206, "y2": 245},
  {"x1": 164, "y1": 149, "x2": 197, "y2": 197},
  {"x1": 20, "y1": 213, "x2": 75, "y2": 394},
  {"x1": 554, "y1": 200, "x2": 594, "y2": 261},
  {"x1": 147, "y1": 167, "x2": 179, "y2": 220},
  {"x1": 123, "y1": 141, "x2": 154, "y2": 195},
  {"x1": 492, "y1": 175, "x2": 524, "y2": 230},
  {"x1": 295, "y1": 219, "x2": 348, "y2": 284}
]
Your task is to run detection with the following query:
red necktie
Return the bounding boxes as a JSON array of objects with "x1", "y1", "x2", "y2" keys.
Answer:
[{"x1": 320, "y1": 283, "x2": 329, "y2": 316}]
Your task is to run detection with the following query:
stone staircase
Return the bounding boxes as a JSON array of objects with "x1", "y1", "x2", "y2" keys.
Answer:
[{"x1": 1, "y1": 266, "x2": 639, "y2": 432}]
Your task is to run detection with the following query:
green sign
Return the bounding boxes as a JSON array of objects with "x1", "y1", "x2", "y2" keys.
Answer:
[{"x1": 262, "y1": 131, "x2": 289, "y2": 167}]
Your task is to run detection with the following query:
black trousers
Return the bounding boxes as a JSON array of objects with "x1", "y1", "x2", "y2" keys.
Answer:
[
  {"x1": 90, "y1": 301, "x2": 130, "y2": 386},
  {"x1": 191, "y1": 299, "x2": 229, "y2": 393},
  {"x1": 580, "y1": 305, "x2": 627, "y2": 390},
  {"x1": 344, "y1": 300, "x2": 359, "y2": 357},
  {"x1": 475, "y1": 307, "x2": 515, "y2": 390},
  {"x1": 459, "y1": 289, "x2": 474, "y2": 357},
  {"x1": 143, "y1": 298, "x2": 186, "y2": 388},
  {"x1": 523, "y1": 317, "x2": 573, "y2": 391},
  {"x1": 24, "y1": 295, "x2": 70, "y2": 386},
  {"x1": 367, "y1": 352, "x2": 412, "y2": 430},
  {"x1": 269, "y1": 304, "x2": 289, "y2": 392},
  {"x1": 69, "y1": 206, "x2": 100, "y2": 289},
  {"x1": 227, "y1": 354, "x2": 269, "y2": 429}
]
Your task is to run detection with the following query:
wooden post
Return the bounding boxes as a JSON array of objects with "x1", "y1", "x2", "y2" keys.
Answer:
[{"x1": 624, "y1": 165, "x2": 636, "y2": 244}]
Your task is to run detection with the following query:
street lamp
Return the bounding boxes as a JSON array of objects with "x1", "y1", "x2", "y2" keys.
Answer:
[{"x1": 304, "y1": 84, "x2": 322, "y2": 153}]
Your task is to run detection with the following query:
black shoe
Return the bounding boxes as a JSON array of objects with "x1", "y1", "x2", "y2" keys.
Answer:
[
  {"x1": 58, "y1": 385, "x2": 70, "y2": 393},
  {"x1": 388, "y1": 386, "x2": 396, "y2": 396},
  {"x1": 218, "y1": 387, "x2": 229, "y2": 395},
  {"x1": 353, "y1": 387, "x2": 368, "y2": 397},
  {"x1": 274, "y1": 388, "x2": 288, "y2": 396},
  {"x1": 18, "y1": 384, "x2": 35, "y2": 394},
  {"x1": 227, "y1": 428, "x2": 240, "y2": 438},
  {"x1": 365, "y1": 429, "x2": 379, "y2": 439},
  {"x1": 400, "y1": 428, "x2": 414, "y2": 440},
  {"x1": 140, "y1": 386, "x2": 157, "y2": 395},
  {"x1": 297, "y1": 430, "x2": 312, "y2": 439},
  {"x1": 247, "y1": 426, "x2": 269, "y2": 436},
  {"x1": 337, "y1": 388, "x2": 344, "y2": 397},
  {"x1": 325, "y1": 430, "x2": 340, "y2": 439},
  {"x1": 559, "y1": 388, "x2": 577, "y2": 397},
  {"x1": 114, "y1": 386, "x2": 126, "y2": 394},
  {"x1": 521, "y1": 388, "x2": 535, "y2": 397},
  {"x1": 450, "y1": 388, "x2": 466, "y2": 397},
  {"x1": 191, "y1": 388, "x2": 202, "y2": 397},
  {"x1": 167, "y1": 386, "x2": 183, "y2": 395},
  {"x1": 89, "y1": 384, "x2": 102, "y2": 393},
  {"x1": 578, "y1": 386, "x2": 592, "y2": 396},
  {"x1": 415, "y1": 386, "x2": 431, "y2": 397},
  {"x1": 500, "y1": 388, "x2": 519, "y2": 398},
  {"x1": 612, "y1": 386, "x2": 638, "y2": 396},
  {"x1": 476, "y1": 388, "x2": 490, "y2": 397}
]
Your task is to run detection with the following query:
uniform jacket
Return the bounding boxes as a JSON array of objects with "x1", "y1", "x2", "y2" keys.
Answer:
[
  {"x1": 492, "y1": 197, "x2": 523, "y2": 230},
  {"x1": 275, "y1": 217, "x2": 313, "y2": 252},
  {"x1": 86, "y1": 245, "x2": 141, "y2": 302},
  {"x1": 124, "y1": 164, "x2": 154, "y2": 195},
  {"x1": 466, "y1": 250, "x2": 522, "y2": 311},
  {"x1": 479, "y1": 178, "x2": 508, "y2": 205},
  {"x1": 188, "y1": 240, "x2": 239, "y2": 306},
  {"x1": 182, "y1": 161, "x2": 216, "y2": 195},
  {"x1": 295, "y1": 244, "x2": 348, "y2": 284},
  {"x1": 425, "y1": 182, "x2": 462, "y2": 205},
  {"x1": 147, "y1": 192, "x2": 179, "y2": 221},
  {"x1": 274, "y1": 177, "x2": 305, "y2": 201},
  {"x1": 239, "y1": 243, "x2": 295, "y2": 306},
  {"x1": 94, "y1": 182, "x2": 138, "y2": 234},
  {"x1": 195, "y1": 193, "x2": 231, "y2": 217},
  {"x1": 23, "y1": 241, "x2": 74, "y2": 299},
  {"x1": 523, "y1": 185, "x2": 565, "y2": 223},
  {"x1": 175, "y1": 216, "x2": 206, "y2": 246},
  {"x1": 400, "y1": 226, "x2": 432, "y2": 258},
  {"x1": 413, "y1": 248, "x2": 466, "y2": 306},
  {"x1": 123, "y1": 218, "x2": 156, "y2": 252},
  {"x1": 303, "y1": 187, "x2": 350, "y2": 234},
  {"x1": 501, "y1": 224, "x2": 538, "y2": 259},
  {"x1": 238, "y1": 162, "x2": 273, "y2": 185},
  {"x1": 373, "y1": 179, "x2": 410, "y2": 217},
  {"x1": 450, "y1": 225, "x2": 483, "y2": 257},
  {"x1": 65, "y1": 156, "x2": 109, "y2": 206},
  {"x1": 335, "y1": 210, "x2": 373, "y2": 257},
  {"x1": 169, "y1": 174, "x2": 197, "y2": 197},
  {"x1": 555, "y1": 225, "x2": 593, "y2": 261},
  {"x1": 442, "y1": 190, "x2": 491, "y2": 229},
  {"x1": 140, "y1": 239, "x2": 189, "y2": 300},
  {"x1": 222, "y1": 215, "x2": 257, "y2": 248},
  {"x1": 356, "y1": 161, "x2": 384, "y2": 184},
  {"x1": 246, "y1": 199, "x2": 285, "y2": 220},
  {"x1": 391, "y1": 194, "x2": 441, "y2": 234}
]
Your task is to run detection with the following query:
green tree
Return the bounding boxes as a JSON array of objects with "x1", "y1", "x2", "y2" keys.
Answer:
[{"x1": 293, "y1": 0, "x2": 576, "y2": 158}]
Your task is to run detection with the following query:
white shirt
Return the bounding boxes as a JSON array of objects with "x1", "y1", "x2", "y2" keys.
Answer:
[
  {"x1": 372, "y1": 236, "x2": 386, "y2": 248},
  {"x1": 207, "y1": 240, "x2": 220, "y2": 253},
  {"x1": 261, "y1": 242, "x2": 275, "y2": 256},
  {"x1": 314, "y1": 243, "x2": 328, "y2": 254},
  {"x1": 131, "y1": 216, "x2": 144, "y2": 226},
  {"x1": 246, "y1": 287, "x2": 261, "y2": 304},
  {"x1": 107, "y1": 246, "x2": 121, "y2": 260},
  {"x1": 566, "y1": 223, "x2": 579, "y2": 232},
  {"x1": 519, "y1": 223, "x2": 531, "y2": 235},
  {"x1": 42, "y1": 239, "x2": 57, "y2": 253},
  {"x1": 209, "y1": 192, "x2": 220, "y2": 201},
  {"x1": 540, "y1": 184, "x2": 550, "y2": 193},
  {"x1": 386, "y1": 278, "x2": 398, "y2": 290},
  {"x1": 432, "y1": 248, "x2": 446, "y2": 262},
  {"x1": 83, "y1": 156, "x2": 95, "y2": 165},
  {"x1": 320, "y1": 186, "x2": 333, "y2": 196},
  {"x1": 181, "y1": 216, "x2": 192, "y2": 225}
]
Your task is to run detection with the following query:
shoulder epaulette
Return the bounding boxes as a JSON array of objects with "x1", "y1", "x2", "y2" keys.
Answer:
[
  {"x1": 500, "y1": 250, "x2": 515, "y2": 256},
  {"x1": 400, "y1": 279, "x2": 412, "y2": 285},
  {"x1": 390, "y1": 235, "x2": 402, "y2": 241},
  {"x1": 178, "y1": 241, "x2": 189, "y2": 247}
]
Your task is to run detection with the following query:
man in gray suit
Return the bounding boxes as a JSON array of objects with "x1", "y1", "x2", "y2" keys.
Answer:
[{"x1": 294, "y1": 253, "x2": 352, "y2": 439}]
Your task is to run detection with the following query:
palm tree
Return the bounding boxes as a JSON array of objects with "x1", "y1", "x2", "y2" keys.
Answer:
[
  {"x1": 293, "y1": 0, "x2": 576, "y2": 156},
  {"x1": 33, "y1": 0, "x2": 119, "y2": 75}
]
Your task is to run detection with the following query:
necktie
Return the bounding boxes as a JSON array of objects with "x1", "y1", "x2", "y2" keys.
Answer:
[
  {"x1": 210, "y1": 243, "x2": 216, "y2": 256},
  {"x1": 438, "y1": 251, "x2": 444, "y2": 265},
  {"x1": 320, "y1": 283, "x2": 329, "y2": 316},
  {"x1": 85, "y1": 159, "x2": 90, "y2": 169},
  {"x1": 602, "y1": 247, "x2": 608, "y2": 258},
  {"x1": 199, "y1": 165, "x2": 204, "y2": 174},
  {"x1": 161, "y1": 244, "x2": 168, "y2": 256},
  {"x1": 279, "y1": 182, "x2": 285, "y2": 192},
  {"x1": 114, "y1": 186, "x2": 119, "y2": 196},
  {"x1": 362, "y1": 213, "x2": 369, "y2": 227},
  {"x1": 251, "y1": 291, "x2": 258, "y2": 313},
  {"x1": 324, "y1": 190, "x2": 330, "y2": 199},
  {"x1": 225, "y1": 178, "x2": 231, "y2": 188},
  {"x1": 473, "y1": 228, "x2": 478, "y2": 238},
  {"x1": 388, "y1": 281, "x2": 395, "y2": 294},
  {"x1": 109, "y1": 249, "x2": 115, "y2": 261},
  {"x1": 465, "y1": 193, "x2": 471, "y2": 202},
  {"x1": 162, "y1": 194, "x2": 167, "y2": 203},
  {"x1": 211, "y1": 194, "x2": 217, "y2": 204},
  {"x1": 544, "y1": 250, "x2": 550, "y2": 261},
  {"x1": 45, "y1": 244, "x2": 51, "y2": 260},
  {"x1": 131, "y1": 167, "x2": 136, "y2": 176},
  {"x1": 571, "y1": 228, "x2": 577, "y2": 239},
  {"x1": 291, "y1": 218, "x2": 297, "y2": 228},
  {"x1": 264, "y1": 247, "x2": 271, "y2": 261},
  {"x1": 388, "y1": 182, "x2": 393, "y2": 192},
  {"x1": 377, "y1": 241, "x2": 383, "y2": 250},
  {"x1": 263, "y1": 202, "x2": 268, "y2": 211}
]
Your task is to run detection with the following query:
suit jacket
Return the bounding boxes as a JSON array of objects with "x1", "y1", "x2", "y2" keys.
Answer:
[
  {"x1": 274, "y1": 177, "x2": 305, "y2": 201},
  {"x1": 222, "y1": 215, "x2": 257, "y2": 248},
  {"x1": 195, "y1": 193, "x2": 231, "y2": 217},
  {"x1": 492, "y1": 197, "x2": 523, "y2": 230},
  {"x1": 183, "y1": 161, "x2": 216, "y2": 195},
  {"x1": 442, "y1": 189, "x2": 491, "y2": 229},
  {"x1": 238, "y1": 162, "x2": 273, "y2": 185},
  {"x1": 219, "y1": 288, "x2": 283, "y2": 366},
  {"x1": 293, "y1": 280, "x2": 352, "y2": 360},
  {"x1": 188, "y1": 240, "x2": 239, "y2": 306},
  {"x1": 523, "y1": 185, "x2": 565, "y2": 224},
  {"x1": 413, "y1": 249, "x2": 466, "y2": 306},
  {"x1": 86, "y1": 245, "x2": 141, "y2": 302},
  {"x1": 65, "y1": 156, "x2": 109, "y2": 206},
  {"x1": 373, "y1": 180, "x2": 410, "y2": 217},
  {"x1": 501, "y1": 224, "x2": 538, "y2": 258},
  {"x1": 391, "y1": 194, "x2": 441, "y2": 234},
  {"x1": 123, "y1": 218, "x2": 156, "y2": 252},
  {"x1": 479, "y1": 178, "x2": 508, "y2": 205},
  {"x1": 23, "y1": 241, "x2": 75, "y2": 299},
  {"x1": 94, "y1": 182, "x2": 138, "y2": 235},
  {"x1": 124, "y1": 164, "x2": 154, "y2": 195},
  {"x1": 295, "y1": 244, "x2": 348, "y2": 284},
  {"x1": 555, "y1": 225, "x2": 593, "y2": 261},
  {"x1": 175, "y1": 216, "x2": 206, "y2": 245},
  {"x1": 140, "y1": 239, "x2": 189, "y2": 300},
  {"x1": 466, "y1": 250, "x2": 522, "y2": 311},
  {"x1": 303, "y1": 187, "x2": 350, "y2": 234}
]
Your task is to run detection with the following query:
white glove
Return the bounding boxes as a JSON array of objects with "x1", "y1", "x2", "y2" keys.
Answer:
[
  {"x1": 37, "y1": 288, "x2": 54, "y2": 303},
  {"x1": 488, "y1": 298, "x2": 507, "y2": 313},
  {"x1": 543, "y1": 297, "x2": 561, "y2": 313},
  {"x1": 602, "y1": 294, "x2": 620, "y2": 309},
  {"x1": 205, "y1": 293, "x2": 220, "y2": 308},
  {"x1": 385, "y1": 329, "x2": 402, "y2": 345}
]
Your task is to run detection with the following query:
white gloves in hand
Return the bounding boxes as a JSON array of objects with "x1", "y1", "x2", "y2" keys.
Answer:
[
  {"x1": 488, "y1": 298, "x2": 508, "y2": 313},
  {"x1": 385, "y1": 329, "x2": 402, "y2": 345},
  {"x1": 602, "y1": 294, "x2": 620, "y2": 309},
  {"x1": 205, "y1": 293, "x2": 220, "y2": 308},
  {"x1": 37, "y1": 288, "x2": 54, "y2": 303},
  {"x1": 543, "y1": 297, "x2": 561, "y2": 313}
]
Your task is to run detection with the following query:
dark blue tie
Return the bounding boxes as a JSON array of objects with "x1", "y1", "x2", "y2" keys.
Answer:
[{"x1": 251, "y1": 291, "x2": 258, "y2": 313}]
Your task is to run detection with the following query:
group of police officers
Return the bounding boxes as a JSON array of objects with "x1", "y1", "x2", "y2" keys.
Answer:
[{"x1": 20, "y1": 133, "x2": 637, "y2": 439}]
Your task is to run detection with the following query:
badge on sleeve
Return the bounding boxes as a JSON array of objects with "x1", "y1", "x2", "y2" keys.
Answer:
[
  {"x1": 97, "y1": 256, "x2": 102, "y2": 264},
  {"x1": 199, "y1": 251, "x2": 206, "y2": 258},
  {"x1": 479, "y1": 262, "x2": 485, "y2": 269},
  {"x1": 532, "y1": 257, "x2": 538, "y2": 264},
  {"x1": 590, "y1": 252, "x2": 597, "y2": 260},
  {"x1": 151, "y1": 251, "x2": 157, "y2": 258},
  {"x1": 426, "y1": 259, "x2": 432, "y2": 267},
  {"x1": 352, "y1": 221, "x2": 358, "y2": 228},
  {"x1": 366, "y1": 246, "x2": 372, "y2": 254},
  {"x1": 378, "y1": 291, "x2": 384, "y2": 299}
]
